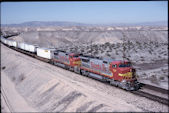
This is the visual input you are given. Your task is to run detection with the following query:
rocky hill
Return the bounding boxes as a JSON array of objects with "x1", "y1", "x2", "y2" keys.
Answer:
[{"x1": 4, "y1": 26, "x2": 168, "y2": 47}]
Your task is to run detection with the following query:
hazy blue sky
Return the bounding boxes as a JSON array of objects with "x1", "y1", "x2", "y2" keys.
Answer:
[{"x1": 1, "y1": 1, "x2": 168, "y2": 24}]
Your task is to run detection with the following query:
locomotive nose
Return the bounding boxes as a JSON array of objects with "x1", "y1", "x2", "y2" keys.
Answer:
[
  {"x1": 120, "y1": 68, "x2": 131, "y2": 73},
  {"x1": 74, "y1": 57, "x2": 80, "y2": 61}
]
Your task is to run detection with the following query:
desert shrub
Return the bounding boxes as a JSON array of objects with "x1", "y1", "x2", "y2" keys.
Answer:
[
  {"x1": 93, "y1": 51, "x2": 98, "y2": 55},
  {"x1": 143, "y1": 73, "x2": 146, "y2": 76},
  {"x1": 141, "y1": 59, "x2": 145, "y2": 61},
  {"x1": 109, "y1": 46, "x2": 112, "y2": 51},
  {"x1": 87, "y1": 50, "x2": 92, "y2": 53},
  {"x1": 105, "y1": 42, "x2": 110, "y2": 47},
  {"x1": 111, "y1": 44, "x2": 115, "y2": 48},
  {"x1": 163, "y1": 53, "x2": 167, "y2": 56},
  {"x1": 148, "y1": 50, "x2": 152, "y2": 54},
  {"x1": 127, "y1": 54, "x2": 131, "y2": 57},
  {"x1": 81, "y1": 49, "x2": 84, "y2": 52},
  {"x1": 12, "y1": 76, "x2": 16, "y2": 82},
  {"x1": 18, "y1": 73, "x2": 25, "y2": 83},
  {"x1": 106, "y1": 50, "x2": 111, "y2": 53},
  {"x1": 2, "y1": 66, "x2": 6, "y2": 70},
  {"x1": 159, "y1": 76, "x2": 164, "y2": 80},
  {"x1": 106, "y1": 53, "x2": 111, "y2": 57},
  {"x1": 149, "y1": 75, "x2": 159, "y2": 85},
  {"x1": 101, "y1": 50, "x2": 104, "y2": 53}
]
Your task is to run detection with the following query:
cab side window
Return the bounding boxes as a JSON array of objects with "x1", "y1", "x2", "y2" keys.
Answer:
[
  {"x1": 70, "y1": 56, "x2": 73, "y2": 58},
  {"x1": 54, "y1": 52, "x2": 58, "y2": 55},
  {"x1": 81, "y1": 58, "x2": 89, "y2": 62},
  {"x1": 112, "y1": 64, "x2": 117, "y2": 68}
]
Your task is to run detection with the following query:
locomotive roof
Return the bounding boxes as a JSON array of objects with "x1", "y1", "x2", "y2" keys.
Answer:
[
  {"x1": 69, "y1": 53, "x2": 80, "y2": 56},
  {"x1": 55, "y1": 50, "x2": 66, "y2": 53},
  {"x1": 80, "y1": 55, "x2": 129, "y2": 64},
  {"x1": 80, "y1": 54, "x2": 101, "y2": 59}
]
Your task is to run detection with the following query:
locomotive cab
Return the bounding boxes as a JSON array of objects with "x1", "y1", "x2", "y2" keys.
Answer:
[
  {"x1": 109, "y1": 61, "x2": 139, "y2": 90},
  {"x1": 69, "y1": 53, "x2": 81, "y2": 66}
]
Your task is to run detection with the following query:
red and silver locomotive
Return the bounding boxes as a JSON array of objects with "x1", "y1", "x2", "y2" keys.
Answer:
[
  {"x1": 79, "y1": 55, "x2": 139, "y2": 90},
  {"x1": 50, "y1": 50, "x2": 139, "y2": 90}
]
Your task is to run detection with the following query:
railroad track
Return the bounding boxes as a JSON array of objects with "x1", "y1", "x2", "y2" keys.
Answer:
[
  {"x1": 131, "y1": 90, "x2": 168, "y2": 105},
  {"x1": 131, "y1": 83, "x2": 169, "y2": 106},
  {"x1": 139, "y1": 83, "x2": 168, "y2": 94},
  {"x1": 2, "y1": 42, "x2": 169, "y2": 106}
]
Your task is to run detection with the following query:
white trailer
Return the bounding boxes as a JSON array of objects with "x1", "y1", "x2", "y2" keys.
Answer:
[
  {"x1": 0, "y1": 37, "x2": 6, "y2": 43},
  {"x1": 24, "y1": 43, "x2": 38, "y2": 53},
  {"x1": 4, "y1": 39, "x2": 7, "y2": 44},
  {"x1": 37, "y1": 48, "x2": 56, "y2": 59},
  {"x1": 18, "y1": 42, "x2": 25, "y2": 50},
  {"x1": 6, "y1": 40, "x2": 12, "y2": 46},
  {"x1": 8, "y1": 40, "x2": 17, "y2": 47}
]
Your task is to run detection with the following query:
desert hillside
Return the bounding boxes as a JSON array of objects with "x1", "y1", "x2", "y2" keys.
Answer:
[
  {"x1": 2, "y1": 26, "x2": 168, "y2": 47},
  {"x1": 1, "y1": 26, "x2": 168, "y2": 89}
]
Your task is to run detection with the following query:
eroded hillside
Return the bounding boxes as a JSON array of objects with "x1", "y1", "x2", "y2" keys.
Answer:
[{"x1": 2, "y1": 26, "x2": 168, "y2": 89}]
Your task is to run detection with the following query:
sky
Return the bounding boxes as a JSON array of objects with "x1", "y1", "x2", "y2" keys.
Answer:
[{"x1": 1, "y1": 1, "x2": 168, "y2": 24}]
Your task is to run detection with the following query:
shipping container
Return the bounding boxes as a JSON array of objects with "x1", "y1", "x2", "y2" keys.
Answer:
[
  {"x1": 12, "y1": 41, "x2": 17, "y2": 47},
  {"x1": 1, "y1": 37, "x2": 5, "y2": 43},
  {"x1": 24, "y1": 43, "x2": 38, "y2": 53},
  {"x1": 4, "y1": 39, "x2": 7, "y2": 44},
  {"x1": 18, "y1": 42, "x2": 25, "y2": 50},
  {"x1": 37, "y1": 47, "x2": 56, "y2": 59},
  {"x1": 6, "y1": 40, "x2": 12, "y2": 46},
  {"x1": 8, "y1": 40, "x2": 17, "y2": 47}
]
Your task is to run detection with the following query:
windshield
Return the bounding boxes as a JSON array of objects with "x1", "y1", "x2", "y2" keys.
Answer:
[
  {"x1": 73, "y1": 55, "x2": 79, "y2": 58},
  {"x1": 119, "y1": 63, "x2": 131, "y2": 67}
]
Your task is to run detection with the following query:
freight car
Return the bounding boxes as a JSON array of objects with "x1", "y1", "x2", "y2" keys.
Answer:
[{"x1": 0, "y1": 36, "x2": 139, "y2": 90}]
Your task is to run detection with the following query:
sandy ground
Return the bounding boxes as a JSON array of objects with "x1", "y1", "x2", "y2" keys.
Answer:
[
  {"x1": 1, "y1": 71, "x2": 37, "y2": 112},
  {"x1": 1, "y1": 44, "x2": 168, "y2": 112}
]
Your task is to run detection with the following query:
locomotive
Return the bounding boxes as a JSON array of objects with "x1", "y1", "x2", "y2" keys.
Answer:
[
  {"x1": 1, "y1": 36, "x2": 139, "y2": 90},
  {"x1": 51, "y1": 52, "x2": 139, "y2": 90}
]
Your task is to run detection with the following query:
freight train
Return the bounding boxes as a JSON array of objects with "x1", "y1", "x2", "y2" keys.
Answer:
[{"x1": 0, "y1": 36, "x2": 139, "y2": 90}]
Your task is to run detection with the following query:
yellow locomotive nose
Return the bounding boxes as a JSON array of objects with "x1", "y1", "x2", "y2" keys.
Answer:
[
  {"x1": 73, "y1": 60, "x2": 81, "y2": 65},
  {"x1": 118, "y1": 72, "x2": 132, "y2": 77}
]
